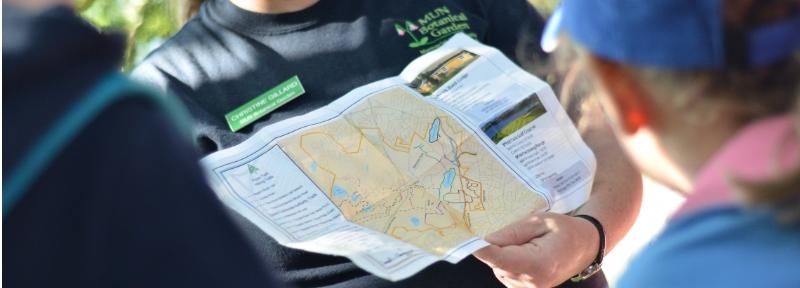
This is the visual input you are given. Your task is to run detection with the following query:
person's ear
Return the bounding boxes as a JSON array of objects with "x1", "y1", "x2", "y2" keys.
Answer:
[{"x1": 586, "y1": 55, "x2": 650, "y2": 134}]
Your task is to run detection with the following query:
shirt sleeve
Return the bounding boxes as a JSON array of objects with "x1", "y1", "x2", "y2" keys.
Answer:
[
  {"x1": 91, "y1": 98, "x2": 285, "y2": 287},
  {"x1": 4, "y1": 96, "x2": 285, "y2": 287}
]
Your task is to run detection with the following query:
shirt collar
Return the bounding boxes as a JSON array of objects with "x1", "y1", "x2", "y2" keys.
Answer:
[
  {"x1": 673, "y1": 114, "x2": 799, "y2": 220},
  {"x1": 202, "y1": 0, "x2": 334, "y2": 36}
]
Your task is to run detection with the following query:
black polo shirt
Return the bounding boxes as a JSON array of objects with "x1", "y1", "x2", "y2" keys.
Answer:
[{"x1": 133, "y1": 0, "x2": 545, "y2": 286}]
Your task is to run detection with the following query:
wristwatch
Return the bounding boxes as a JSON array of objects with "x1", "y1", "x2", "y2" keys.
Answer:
[{"x1": 570, "y1": 214, "x2": 606, "y2": 282}]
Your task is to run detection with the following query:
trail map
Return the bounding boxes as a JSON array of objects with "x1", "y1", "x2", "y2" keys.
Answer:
[{"x1": 202, "y1": 34, "x2": 596, "y2": 280}]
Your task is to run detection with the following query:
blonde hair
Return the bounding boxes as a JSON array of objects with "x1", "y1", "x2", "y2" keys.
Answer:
[
  {"x1": 624, "y1": 0, "x2": 800, "y2": 222},
  {"x1": 546, "y1": 0, "x2": 800, "y2": 223},
  {"x1": 180, "y1": 0, "x2": 204, "y2": 24},
  {"x1": 627, "y1": 55, "x2": 800, "y2": 223}
]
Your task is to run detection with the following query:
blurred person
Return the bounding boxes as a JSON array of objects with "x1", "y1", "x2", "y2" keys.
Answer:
[
  {"x1": 475, "y1": 0, "x2": 800, "y2": 287},
  {"x1": 132, "y1": 0, "x2": 643, "y2": 287},
  {"x1": 3, "y1": 1, "x2": 284, "y2": 287}
]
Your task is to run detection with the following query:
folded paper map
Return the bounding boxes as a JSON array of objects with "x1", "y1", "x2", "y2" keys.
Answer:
[{"x1": 201, "y1": 34, "x2": 597, "y2": 281}]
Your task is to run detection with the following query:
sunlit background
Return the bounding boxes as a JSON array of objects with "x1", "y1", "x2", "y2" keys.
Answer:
[{"x1": 77, "y1": 0, "x2": 182, "y2": 70}]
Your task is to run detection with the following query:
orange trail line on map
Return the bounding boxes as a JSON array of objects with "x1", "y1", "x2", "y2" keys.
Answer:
[
  {"x1": 294, "y1": 116, "x2": 486, "y2": 234},
  {"x1": 297, "y1": 127, "x2": 421, "y2": 201},
  {"x1": 438, "y1": 117, "x2": 485, "y2": 232},
  {"x1": 391, "y1": 201, "x2": 461, "y2": 238},
  {"x1": 296, "y1": 122, "x2": 431, "y2": 194}
]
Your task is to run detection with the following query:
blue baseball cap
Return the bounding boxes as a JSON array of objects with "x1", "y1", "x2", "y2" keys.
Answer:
[{"x1": 541, "y1": 0, "x2": 800, "y2": 69}]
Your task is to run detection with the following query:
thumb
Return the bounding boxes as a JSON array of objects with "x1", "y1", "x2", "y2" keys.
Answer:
[
  {"x1": 473, "y1": 244, "x2": 503, "y2": 265},
  {"x1": 485, "y1": 215, "x2": 550, "y2": 246},
  {"x1": 473, "y1": 244, "x2": 533, "y2": 271}
]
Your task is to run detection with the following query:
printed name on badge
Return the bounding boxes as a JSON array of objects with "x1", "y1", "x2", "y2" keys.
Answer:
[{"x1": 225, "y1": 75, "x2": 305, "y2": 132}]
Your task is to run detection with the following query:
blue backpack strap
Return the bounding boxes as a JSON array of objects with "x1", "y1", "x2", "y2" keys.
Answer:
[{"x1": 3, "y1": 73, "x2": 193, "y2": 218}]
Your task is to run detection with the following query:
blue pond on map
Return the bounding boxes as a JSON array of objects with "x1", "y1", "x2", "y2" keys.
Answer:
[
  {"x1": 332, "y1": 185, "x2": 349, "y2": 198},
  {"x1": 428, "y1": 118, "x2": 441, "y2": 143},
  {"x1": 410, "y1": 216, "x2": 421, "y2": 227},
  {"x1": 332, "y1": 186, "x2": 372, "y2": 212},
  {"x1": 441, "y1": 168, "x2": 456, "y2": 189}
]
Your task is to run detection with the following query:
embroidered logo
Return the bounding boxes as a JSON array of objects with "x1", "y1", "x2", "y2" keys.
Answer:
[{"x1": 395, "y1": 6, "x2": 478, "y2": 54}]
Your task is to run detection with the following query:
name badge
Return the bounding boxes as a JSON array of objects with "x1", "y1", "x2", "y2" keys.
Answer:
[{"x1": 225, "y1": 75, "x2": 305, "y2": 132}]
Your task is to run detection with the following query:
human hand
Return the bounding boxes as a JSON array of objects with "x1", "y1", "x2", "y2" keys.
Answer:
[{"x1": 473, "y1": 212, "x2": 600, "y2": 288}]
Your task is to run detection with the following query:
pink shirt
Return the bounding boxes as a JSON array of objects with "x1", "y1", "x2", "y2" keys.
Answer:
[{"x1": 673, "y1": 114, "x2": 799, "y2": 219}]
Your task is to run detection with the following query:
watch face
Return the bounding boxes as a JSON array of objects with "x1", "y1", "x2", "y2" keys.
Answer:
[
  {"x1": 586, "y1": 263, "x2": 602, "y2": 275},
  {"x1": 571, "y1": 263, "x2": 602, "y2": 282}
]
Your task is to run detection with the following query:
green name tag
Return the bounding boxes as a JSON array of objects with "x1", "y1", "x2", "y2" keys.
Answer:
[{"x1": 225, "y1": 75, "x2": 306, "y2": 132}]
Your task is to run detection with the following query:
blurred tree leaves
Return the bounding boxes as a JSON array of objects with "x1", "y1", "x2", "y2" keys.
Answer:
[
  {"x1": 530, "y1": 0, "x2": 558, "y2": 16},
  {"x1": 77, "y1": 0, "x2": 181, "y2": 71}
]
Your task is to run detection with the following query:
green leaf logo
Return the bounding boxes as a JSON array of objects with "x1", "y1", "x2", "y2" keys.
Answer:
[
  {"x1": 248, "y1": 164, "x2": 259, "y2": 174},
  {"x1": 408, "y1": 36, "x2": 429, "y2": 48}
]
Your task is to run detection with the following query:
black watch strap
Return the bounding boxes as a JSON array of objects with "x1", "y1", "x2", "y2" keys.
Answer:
[{"x1": 571, "y1": 214, "x2": 605, "y2": 282}]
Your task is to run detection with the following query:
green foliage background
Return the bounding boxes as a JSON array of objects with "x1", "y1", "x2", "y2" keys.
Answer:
[
  {"x1": 77, "y1": 0, "x2": 557, "y2": 71},
  {"x1": 77, "y1": 0, "x2": 181, "y2": 71}
]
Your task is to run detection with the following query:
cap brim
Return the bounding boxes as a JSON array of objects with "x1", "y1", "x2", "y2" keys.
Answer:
[{"x1": 541, "y1": 7, "x2": 564, "y2": 53}]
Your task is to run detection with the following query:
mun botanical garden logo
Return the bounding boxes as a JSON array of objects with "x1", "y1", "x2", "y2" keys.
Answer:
[{"x1": 395, "y1": 6, "x2": 478, "y2": 54}]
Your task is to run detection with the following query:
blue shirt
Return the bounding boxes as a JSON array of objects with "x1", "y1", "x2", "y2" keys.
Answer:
[{"x1": 619, "y1": 206, "x2": 800, "y2": 287}]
